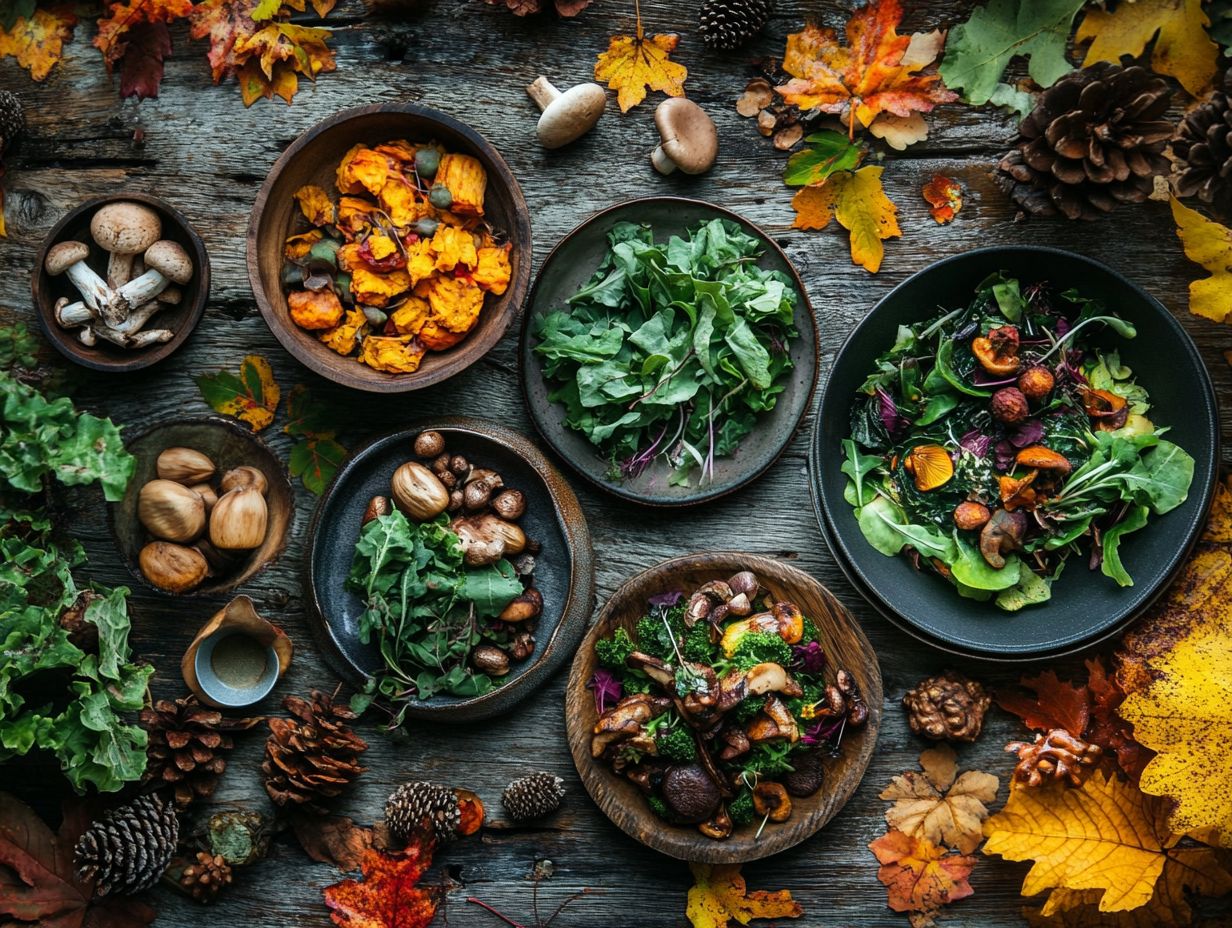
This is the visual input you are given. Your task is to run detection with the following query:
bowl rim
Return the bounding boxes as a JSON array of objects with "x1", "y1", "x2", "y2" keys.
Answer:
[
  {"x1": 809, "y1": 244, "x2": 1222, "y2": 659},
  {"x1": 107, "y1": 415, "x2": 294, "y2": 597},
  {"x1": 565, "y1": 551, "x2": 882, "y2": 863},
  {"x1": 303, "y1": 417, "x2": 596, "y2": 721},
  {"x1": 518, "y1": 194, "x2": 820, "y2": 509},
  {"x1": 30, "y1": 193, "x2": 211, "y2": 373},
  {"x1": 246, "y1": 102, "x2": 533, "y2": 394}
]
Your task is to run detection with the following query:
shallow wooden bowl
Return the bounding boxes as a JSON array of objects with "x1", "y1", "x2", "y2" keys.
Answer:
[
  {"x1": 566, "y1": 553, "x2": 882, "y2": 863},
  {"x1": 305, "y1": 418, "x2": 595, "y2": 722},
  {"x1": 30, "y1": 194, "x2": 210, "y2": 372},
  {"x1": 110, "y1": 417, "x2": 294, "y2": 597},
  {"x1": 247, "y1": 103, "x2": 532, "y2": 393}
]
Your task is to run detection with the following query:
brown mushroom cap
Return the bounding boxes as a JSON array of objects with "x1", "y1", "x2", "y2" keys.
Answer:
[
  {"x1": 528, "y1": 77, "x2": 607, "y2": 149},
  {"x1": 90, "y1": 201, "x2": 162, "y2": 255},
  {"x1": 45, "y1": 240, "x2": 90, "y2": 275},
  {"x1": 661, "y1": 764, "x2": 721, "y2": 824},
  {"x1": 651, "y1": 98, "x2": 719, "y2": 175},
  {"x1": 143, "y1": 240, "x2": 193, "y2": 284}
]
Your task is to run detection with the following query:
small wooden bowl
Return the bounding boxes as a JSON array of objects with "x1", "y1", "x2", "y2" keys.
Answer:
[
  {"x1": 30, "y1": 194, "x2": 210, "y2": 372},
  {"x1": 110, "y1": 417, "x2": 294, "y2": 597},
  {"x1": 247, "y1": 103, "x2": 533, "y2": 393},
  {"x1": 566, "y1": 553, "x2": 882, "y2": 863}
]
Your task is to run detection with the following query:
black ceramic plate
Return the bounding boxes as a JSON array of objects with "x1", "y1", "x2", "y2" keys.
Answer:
[
  {"x1": 305, "y1": 418, "x2": 595, "y2": 721},
  {"x1": 519, "y1": 196, "x2": 819, "y2": 508},
  {"x1": 811, "y1": 247, "x2": 1220, "y2": 659}
]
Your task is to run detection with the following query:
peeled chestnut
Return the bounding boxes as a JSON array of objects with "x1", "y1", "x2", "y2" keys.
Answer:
[
  {"x1": 139, "y1": 479, "x2": 206, "y2": 543},
  {"x1": 491, "y1": 489, "x2": 525, "y2": 520},
  {"x1": 391, "y1": 461, "x2": 450, "y2": 521},
  {"x1": 140, "y1": 541, "x2": 208, "y2": 593},
  {"x1": 471, "y1": 644, "x2": 510, "y2": 676},
  {"x1": 156, "y1": 447, "x2": 215, "y2": 484},
  {"x1": 220, "y1": 465, "x2": 268, "y2": 496},
  {"x1": 210, "y1": 486, "x2": 268, "y2": 550}
]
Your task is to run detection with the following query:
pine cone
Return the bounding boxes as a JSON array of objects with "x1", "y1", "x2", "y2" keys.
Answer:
[
  {"x1": 262, "y1": 690, "x2": 368, "y2": 814},
  {"x1": 903, "y1": 671, "x2": 991, "y2": 742},
  {"x1": 1006, "y1": 729, "x2": 1102, "y2": 787},
  {"x1": 0, "y1": 90, "x2": 22, "y2": 155},
  {"x1": 998, "y1": 64, "x2": 1172, "y2": 220},
  {"x1": 501, "y1": 772, "x2": 565, "y2": 821},
  {"x1": 385, "y1": 781, "x2": 461, "y2": 843},
  {"x1": 75, "y1": 793, "x2": 179, "y2": 896},
  {"x1": 699, "y1": 0, "x2": 774, "y2": 50},
  {"x1": 179, "y1": 852, "x2": 233, "y2": 903},
  {"x1": 1173, "y1": 78, "x2": 1232, "y2": 216},
  {"x1": 141, "y1": 695, "x2": 264, "y2": 808}
]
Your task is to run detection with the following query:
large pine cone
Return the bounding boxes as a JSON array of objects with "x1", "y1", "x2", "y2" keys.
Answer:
[
  {"x1": 998, "y1": 64, "x2": 1172, "y2": 220},
  {"x1": 141, "y1": 695, "x2": 264, "y2": 808},
  {"x1": 501, "y1": 772, "x2": 565, "y2": 822},
  {"x1": 75, "y1": 793, "x2": 179, "y2": 896},
  {"x1": 262, "y1": 690, "x2": 368, "y2": 814},
  {"x1": 1173, "y1": 79, "x2": 1232, "y2": 216},
  {"x1": 385, "y1": 781, "x2": 460, "y2": 843}
]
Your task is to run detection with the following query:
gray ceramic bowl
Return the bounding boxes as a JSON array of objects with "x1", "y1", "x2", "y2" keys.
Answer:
[
  {"x1": 519, "y1": 197, "x2": 819, "y2": 508},
  {"x1": 810, "y1": 246, "x2": 1220, "y2": 659},
  {"x1": 305, "y1": 418, "x2": 595, "y2": 722}
]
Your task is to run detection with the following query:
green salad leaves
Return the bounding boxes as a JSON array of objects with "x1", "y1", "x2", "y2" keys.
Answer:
[{"x1": 533, "y1": 219, "x2": 799, "y2": 486}]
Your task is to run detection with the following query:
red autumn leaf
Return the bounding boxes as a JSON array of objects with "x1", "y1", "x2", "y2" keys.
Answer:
[
  {"x1": 0, "y1": 793, "x2": 156, "y2": 928},
  {"x1": 116, "y1": 21, "x2": 170, "y2": 99},
  {"x1": 869, "y1": 829, "x2": 975, "y2": 917},
  {"x1": 323, "y1": 838, "x2": 439, "y2": 928},
  {"x1": 1085, "y1": 656, "x2": 1151, "y2": 781},
  {"x1": 922, "y1": 173, "x2": 962, "y2": 224},
  {"x1": 94, "y1": 0, "x2": 193, "y2": 100},
  {"x1": 996, "y1": 670, "x2": 1090, "y2": 737},
  {"x1": 188, "y1": 0, "x2": 259, "y2": 82}
]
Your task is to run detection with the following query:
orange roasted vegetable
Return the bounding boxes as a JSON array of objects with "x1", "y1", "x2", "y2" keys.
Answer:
[
  {"x1": 337, "y1": 145, "x2": 396, "y2": 197},
  {"x1": 903, "y1": 444, "x2": 954, "y2": 492},
  {"x1": 284, "y1": 229, "x2": 324, "y2": 260},
  {"x1": 473, "y1": 243, "x2": 512, "y2": 294},
  {"x1": 390, "y1": 297, "x2": 431, "y2": 336},
  {"x1": 318, "y1": 309, "x2": 367, "y2": 355},
  {"x1": 350, "y1": 266, "x2": 411, "y2": 307},
  {"x1": 436, "y1": 153, "x2": 487, "y2": 217},
  {"x1": 417, "y1": 320, "x2": 468, "y2": 351},
  {"x1": 999, "y1": 471, "x2": 1039, "y2": 512},
  {"x1": 429, "y1": 225, "x2": 478, "y2": 272},
  {"x1": 423, "y1": 276, "x2": 484, "y2": 332},
  {"x1": 289, "y1": 289, "x2": 344, "y2": 330},
  {"x1": 359, "y1": 334, "x2": 426, "y2": 373},
  {"x1": 294, "y1": 184, "x2": 335, "y2": 227}
]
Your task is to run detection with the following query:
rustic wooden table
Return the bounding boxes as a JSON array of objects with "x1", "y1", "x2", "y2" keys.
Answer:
[{"x1": 3, "y1": 2, "x2": 1231, "y2": 925}]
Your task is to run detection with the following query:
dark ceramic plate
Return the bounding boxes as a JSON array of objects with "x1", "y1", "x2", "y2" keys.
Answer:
[
  {"x1": 519, "y1": 197, "x2": 819, "y2": 508},
  {"x1": 811, "y1": 247, "x2": 1220, "y2": 659},
  {"x1": 305, "y1": 418, "x2": 595, "y2": 721}
]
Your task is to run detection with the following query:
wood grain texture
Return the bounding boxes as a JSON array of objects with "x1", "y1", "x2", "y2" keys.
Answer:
[
  {"x1": 2, "y1": 0, "x2": 1230, "y2": 925},
  {"x1": 565, "y1": 553, "x2": 881, "y2": 863}
]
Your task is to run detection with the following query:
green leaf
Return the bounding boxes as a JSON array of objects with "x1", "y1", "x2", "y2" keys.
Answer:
[
  {"x1": 1101, "y1": 504, "x2": 1150, "y2": 588},
  {"x1": 194, "y1": 355, "x2": 280, "y2": 432},
  {"x1": 289, "y1": 436, "x2": 346, "y2": 495},
  {"x1": 1124, "y1": 441, "x2": 1195, "y2": 515},
  {"x1": 783, "y1": 131, "x2": 863, "y2": 186},
  {"x1": 456, "y1": 559, "x2": 524, "y2": 618},
  {"x1": 935, "y1": 339, "x2": 991, "y2": 397},
  {"x1": 841, "y1": 439, "x2": 882, "y2": 507},
  {"x1": 939, "y1": 0, "x2": 1085, "y2": 106},
  {"x1": 995, "y1": 568, "x2": 1053, "y2": 610},
  {"x1": 951, "y1": 537, "x2": 1022, "y2": 590}
]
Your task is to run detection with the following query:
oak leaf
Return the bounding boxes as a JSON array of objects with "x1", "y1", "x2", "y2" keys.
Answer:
[
  {"x1": 94, "y1": 0, "x2": 193, "y2": 100},
  {"x1": 0, "y1": 6, "x2": 78, "y2": 81},
  {"x1": 776, "y1": 0, "x2": 956, "y2": 138},
  {"x1": 195, "y1": 354, "x2": 281, "y2": 431},
  {"x1": 868, "y1": 830, "x2": 975, "y2": 918},
  {"x1": 791, "y1": 165, "x2": 900, "y2": 273},
  {"x1": 323, "y1": 838, "x2": 438, "y2": 928},
  {"x1": 922, "y1": 174, "x2": 962, "y2": 224},
  {"x1": 996, "y1": 669, "x2": 1090, "y2": 737},
  {"x1": 1170, "y1": 195, "x2": 1232, "y2": 324},
  {"x1": 685, "y1": 863, "x2": 803, "y2": 928},
  {"x1": 1084, "y1": 657, "x2": 1148, "y2": 782},
  {"x1": 880, "y1": 744, "x2": 999, "y2": 854},
  {"x1": 1076, "y1": 0, "x2": 1217, "y2": 99},
  {"x1": 594, "y1": 9, "x2": 687, "y2": 114}
]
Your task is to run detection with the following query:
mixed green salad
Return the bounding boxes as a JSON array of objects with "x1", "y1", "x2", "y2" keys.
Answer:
[
  {"x1": 842, "y1": 274, "x2": 1195, "y2": 611},
  {"x1": 533, "y1": 219, "x2": 800, "y2": 487}
]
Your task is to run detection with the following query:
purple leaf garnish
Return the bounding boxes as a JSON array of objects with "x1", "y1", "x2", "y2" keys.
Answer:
[
  {"x1": 791, "y1": 640, "x2": 826, "y2": 674},
  {"x1": 588, "y1": 669, "x2": 622, "y2": 715},
  {"x1": 648, "y1": 590, "x2": 683, "y2": 607},
  {"x1": 876, "y1": 387, "x2": 909, "y2": 440},
  {"x1": 959, "y1": 428, "x2": 992, "y2": 458}
]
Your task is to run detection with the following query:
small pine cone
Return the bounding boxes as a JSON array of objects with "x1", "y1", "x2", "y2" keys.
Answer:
[
  {"x1": 502, "y1": 773, "x2": 565, "y2": 822},
  {"x1": 180, "y1": 852, "x2": 233, "y2": 903},
  {"x1": 699, "y1": 0, "x2": 774, "y2": 50},
  {"x1": 1172, "y1": 77, "x2": 1232, "y2": 216},
  {"x1": 903, "y1": 671, "x2": 991, "y2": 742},
  {"x1": 1007, "y1": 729, "x2": 1102, "y2": 787},
  {"x1": 75, "y1": 793, "x2": 179, "y2": 896},
  {"x1": 262, "y1": 690, "x2": 368, "y2": 815},
  {"x1": 0, "y1": 90, "x2": 23, "y2": 154},
  {"x1": 385, "y1": 781, "x2": 461, "y2": 843},
  {"x1": 141, "y1": 695, "x2": 264, "y2": 808}
]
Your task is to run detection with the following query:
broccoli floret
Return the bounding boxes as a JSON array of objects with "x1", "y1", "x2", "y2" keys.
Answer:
[
  {"x1": 622, "y1": 670, "x2": 654, "y2": 696},
  {"x1": 634, "y1": 604, "x2": 687, "y2": 661},
  {"x1": 729, "y1": 790, "x2": 755, "y2": 827},
  {"x1": 682, "y1": 621, "x2": 714, "y2": 664},
  {"x1": 800, "y1": 616, "x2": 821, "y2": 645},
  {"x1": 657, "y1": 725, "x2": 697, "y2": 763},
  {"x1": 730, "y1": 631, "x2": 792, "y2": 672},
  {"x1": 731, "y1": 697, "x2": 764, "y2": 724},
  {"x1": 596, "y1": 628, "x2": 635, "y2": 669},
  {"x1": 741, "y1": 742, "x2": 796, "y2": 778},
  {"x1": 648, "y1": 795, "x2": 671, "y2": 820},
  {"x1": 786, "y1": 683, "x2": 825, "y2": 723}
]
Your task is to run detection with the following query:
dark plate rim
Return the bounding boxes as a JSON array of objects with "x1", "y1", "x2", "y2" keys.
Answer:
[
  {"x1": 809, "y1": 245, "x2": 1221, "y2": 659},
  {"x1": 518, "y1": 195, "x2": 820, "y2": 509}
]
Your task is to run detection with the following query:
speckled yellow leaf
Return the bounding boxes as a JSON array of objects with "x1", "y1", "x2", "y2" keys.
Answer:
[
  {"x1": 194, "y1": 354, "x2": 281, "y2": 431},
  {"x1": 594, "y1": 22, "x2": 687, "y2": 113},
  {"x1": 0, "y1": 6, "x2": 78, "y2": 81},
  {"x1": 1077, "y1": 0, "x2": 1216, "y2": 98},
  {"x1": 685, "y1": 863, "x2": 803, "y2": 928},
  {"x1": 1170, "y1": 196, "x2": 1232, "y2": 324},
  {"x1": 791, "y1": 165, "x2": 900, "y2": 273}
]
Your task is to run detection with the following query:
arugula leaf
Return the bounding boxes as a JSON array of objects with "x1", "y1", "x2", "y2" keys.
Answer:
[
  {"x1": 1101, "y1": 504, "x2": 1150, "y2": 587},
  {"x1": 457, "y1": 559, "x2": 523, "y2": 618},
  {"x1": 951, "y1": 537, "x2": 1022, "y2": 591},
  {"x1": 1125, "y1": 441, "x2": 1195, "y2": 514},
  {"x1": 841, "y1": 439, "x2": 882, "y2": 507},
  {"x1": 995, "y1": 567, "x2": 1053, "y2": 610}
]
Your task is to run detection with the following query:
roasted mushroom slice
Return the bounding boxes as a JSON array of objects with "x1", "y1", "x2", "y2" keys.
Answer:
[
  {"x1": 718, "y1": 725, "x2": 751, "y2": 761},
  {"x1": 752, "y1": 782, "x2": 792, "y2": 823},
  {"x1": 719, "y1": 601, "x2": 805, "y2": 654},
  {"x1": 590, "y1": 693, "x2": 670, "y2": 757},
  {"x1": 698, "y1": 804, "x2": 733, "y2": 840},
  {"x1": 745, "y1": 696, "x2": 800, "y2": 744},
  {"x1": 717, "y1": 662, "x2": 804, "y2": 712},
  {"x1": 979, "y1": 508, "x2": 1028, "y2": 569},
  {"x1": 625, "y1": 651, "x2": 675, "y2": 689}
]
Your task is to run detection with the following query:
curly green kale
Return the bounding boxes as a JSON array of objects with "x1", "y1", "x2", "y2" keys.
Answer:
[
  {"x1": 740, "y1": 742, "x2": 796, "y2": 778},
  {"x1": 682, "y1": 621, "x2": 714, "y2": 663},
  {"x1": 650, "y1": 719, "x2": 697, "y2": 763},
  {"x1": 634, "y1": 604, "x2": 686, "y2": 661},
  {"x1": 729, "y1": 789, "x2": 755, "y2": 827},
  {"x1": 621, "y1": 670, "x2": 655, "y2": 696},
  {"x1": 731, "y1": 697, "x2": 764, "y2": 724},
  {"x1": 731, "y1": 631, "x2": 792, "y2": 671},
  {"x1": 800, "y1": 616, "x2": 821, "y2": 645},
  {"x1": 596, "y1": 627, "x2": 635, "y2": 669}
]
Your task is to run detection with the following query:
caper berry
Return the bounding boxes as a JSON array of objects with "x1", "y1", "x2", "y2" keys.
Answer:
[
  {"x1": 428, "y1": 183, "x2": 453, "y2": 210},
  {"x1": 362, "y1": 306, "x2": 387, "y2": 326},
  {"x1": 414, "y1": 218, "x2": 439, "y2": 238},
  {"x1": 414, "y1": 148, "x2": 440, "y2": 178}
]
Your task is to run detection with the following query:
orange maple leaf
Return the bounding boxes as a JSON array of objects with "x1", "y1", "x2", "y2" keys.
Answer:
[
  {"x1": 776, "y1": 0, "x2": 956, "y2": 137},
  {"x1": 593, "y1": 0, "x2": 686, "y2": 112},
  {"x1": 233, "y1": 22, "x2": 335, "y2": 106},
  {"x1": 1085, "y1": 656, "x2": 1150, "y2": 782},
  {"x1": 323, "y1": 839, "x2": 439, "y2": 928},
  {"x1": 869, "y1": 829, "x2": 975, "y2": 917},
  {"x1": 188, "y1": 0, "x2": 260, "y2": 82},
  {"x1": 0, "y1": 6, "x2": 78, "y2": 81},
  {"x1": 922, "y1": 174, "x2": 962, "y2": 224},
  {"x1": 94, "y1": 0, "x2": 192, "y2": 69},
  {"x1": 996, "y1": 670, "x2": 1090, "y2": 737}
]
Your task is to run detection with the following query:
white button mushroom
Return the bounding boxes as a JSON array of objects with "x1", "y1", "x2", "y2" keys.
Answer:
[
  {"x1": 109, "y1": 239, "x2": 193, "y2": 317},
  {"x1": 650, "y1": 98, "x2": 719, "y2": 175},
  {"x1": 526, "y1": 76, "x2": 607, "y2": 149},
  {"x1": 90, "y1": 201, "x2": 162, "y2": 288},
  {"x1": 44, "y1": 241, "x2": 112, "y2": 312}
]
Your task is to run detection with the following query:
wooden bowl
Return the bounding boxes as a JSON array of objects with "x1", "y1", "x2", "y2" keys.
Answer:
[
  {"x1": 110, "y1": 417, "x2": 294, "y2": 597},
  {"x1": 247, "y1": 103, "x2": 533, "y2": 393},
  {"x1": 30, "y1": 194, "x2": 210, "y2": 372},
  {"x1": 304, "y1": 418, "x2": 595, "y2": 722},
  {"x1": 566, "y1": 553, "x2": 882, "y2": 863}
]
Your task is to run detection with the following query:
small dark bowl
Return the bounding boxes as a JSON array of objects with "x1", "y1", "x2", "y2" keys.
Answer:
[
  {"x1": 811, "y1": 246, "x2": 1221, "y2": 659},
  {"x1": 305, "y1": 418, "x2": 595, "y2": 722},
  {"x1": 31, "y1": 194, "x2": 210, "y2": 372},
  {"x1": 519, "y1": 196, "x2": 819, "y2": 508},
  {"x1": 110, "y1": 417, "x2": 294, "y2": 597},
  {"x1": 248, "y1": 103, "x2": 532, "y2": 394}
]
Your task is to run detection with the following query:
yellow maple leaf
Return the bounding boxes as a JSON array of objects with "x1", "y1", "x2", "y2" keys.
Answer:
[
  {"x1": 593, "y1": 0, "x2": 686, "y2": 113},
  {"x1": 233, "y1": 21, "x2": 335, "y2": 106},
  {"x1": 0, "y1": 6, "x2": 78, "y2": 81},
  {"x1": 880, "y1": 745, "x2": 999, "y2": 854},
  {"x1": 194, "y1": 354, "x2": 281, "y2": 431},
  {"x1": 685, "y1": 863, "x2": 803, "y2": 928},
  {"x1": 1076, "y1": 0, "x2": 1217, "y2": 98},
  {"x1": 1169, "y1": 196, "x2": 1232, "y2": 324},
  {"x1": 791, "y1": 165, "x2": 900, "y2": 273}
]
